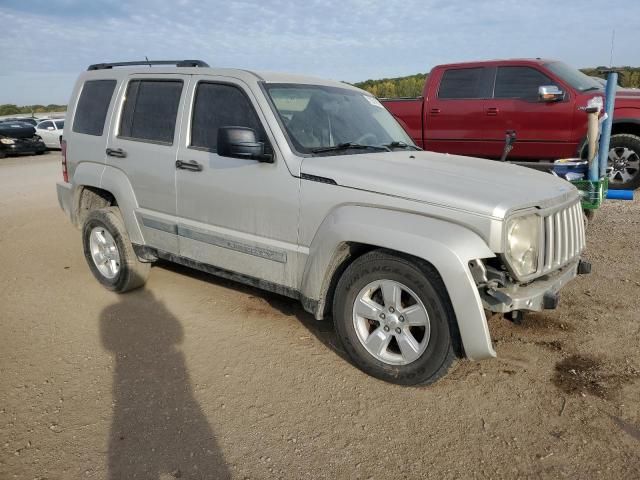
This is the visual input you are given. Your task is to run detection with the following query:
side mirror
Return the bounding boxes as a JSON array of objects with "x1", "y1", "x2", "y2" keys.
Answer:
[
  {"x1": 538, "y1": 85, "x2": 564, "y2": 102},
  {"x1": 47, "y1": 126, "x2": 55, "y2": 131},
  {"x1": 217, "y1": 127, "x2": 273, "y2": 163}
]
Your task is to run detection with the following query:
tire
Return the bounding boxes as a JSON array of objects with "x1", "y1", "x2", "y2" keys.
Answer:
[
  {"x1": 607, "y1": 134, "x2": 640, "y2": 190},
  {"x1": 333, "y1": 250, "x2": 459, "y2": 386},
  {"x1": 583, "y1": 209, "x2": 595, "y2": 229},
  {"x1": 82, "y1": 207, "x2": 150, "y2": 292}
]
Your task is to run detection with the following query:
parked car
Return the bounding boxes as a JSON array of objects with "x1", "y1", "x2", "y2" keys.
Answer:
[
  {"x1": 382, "y1": 59, "x2": 640, "y2": 190},
  {"x1": 0, "y1": 121, "x2": 47, "y2": 158},
  {"x1": 36, "y1": 119, "x2": 64, "y2": 149},
  {"x1": 2, "y1": 117, "x2": 40, "y2": 126},
  {"x1": 57, "y1": 60, "x2": 589, "y2": 385}
]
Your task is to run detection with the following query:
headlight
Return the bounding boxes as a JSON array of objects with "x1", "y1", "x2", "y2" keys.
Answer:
[
  {"x1": 0, "y1": 138, "x2": 15, "y2": 145},
  {"x1": 506, "y1": 214, "x2": 540, "y2": 277}
]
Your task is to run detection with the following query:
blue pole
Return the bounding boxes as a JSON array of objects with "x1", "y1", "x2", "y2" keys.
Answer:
[
  {"x1": 598, "y1": 72, "x2": 618, "y2": 179},
  {"x1": 606, "y1": 189, "x2": 634, "y2": 200}
]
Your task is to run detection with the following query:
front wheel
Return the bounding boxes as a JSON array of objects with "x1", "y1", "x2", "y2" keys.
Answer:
[
  {"x1": 333, "y1": 250, "x2": 459, "y2": 385},
  {"x1": 607, "y1": 134, "x2": 640, "y2": 190},
  {"x1": 82, "y1": 207, "x2": 150, "y2": 292}
]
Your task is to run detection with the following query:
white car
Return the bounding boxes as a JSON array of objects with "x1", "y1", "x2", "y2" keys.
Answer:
[{"x1": 35, "y1": 119, "x2": 64, "y2": 149}]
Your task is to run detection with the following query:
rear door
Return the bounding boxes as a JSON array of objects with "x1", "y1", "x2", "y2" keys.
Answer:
[
  {"x1": 106, "y1": 74, "x2": 191, "y2": 253},
  {"x1": 482, "y1": 66, "x2": 575, "y2": 159},
  {"x1": 424, "y1": 66, "x2": 494, "y2": 156}
]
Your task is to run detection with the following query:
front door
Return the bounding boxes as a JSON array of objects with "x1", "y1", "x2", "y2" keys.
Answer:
[
  {"x1": 482, "y1": 66, "x2": 575, "y2": 159},
  {"x1": 106, "y1": 74, "x2": 191, "y2": 253},
  {"x1": 175, "y1": 76, "x2": 300, "y2": 288}
]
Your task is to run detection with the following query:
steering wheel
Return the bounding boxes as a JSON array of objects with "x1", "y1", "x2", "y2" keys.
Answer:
[{"x1": 354, "y1": 133, "x2": 377, "y2": 145}]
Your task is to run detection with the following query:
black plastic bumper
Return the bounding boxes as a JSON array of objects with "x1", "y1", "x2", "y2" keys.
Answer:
[{"x1": 1, "y1": 140, "x2": 46, "y2": 155}]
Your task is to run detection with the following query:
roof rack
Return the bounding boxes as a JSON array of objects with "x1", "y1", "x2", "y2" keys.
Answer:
[{"x1": 87, "y1": 60, "x2": 209, "y2": 71}]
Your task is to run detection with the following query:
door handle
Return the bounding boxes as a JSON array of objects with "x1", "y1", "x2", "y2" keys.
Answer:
[
  {"x1": 106, "y1": 147, "x2": 127, "y2": 158},
  {"x1": 486, "y1": 107, "x2": 499, "y2": 116},
  {"x1": 429, "y1": 108, "x2": 441, "y2": 115},
  {"x1": 175, "y1": 159, "x2": 203, "y2": 172}
]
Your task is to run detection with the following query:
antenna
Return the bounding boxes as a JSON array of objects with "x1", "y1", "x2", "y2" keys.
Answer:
[
  {"x1": 609, "y1": 29, "x2": 615, "y2": 67},
  {"x1": 145, "y1": 56, "x2": 151, "y2": 68}
]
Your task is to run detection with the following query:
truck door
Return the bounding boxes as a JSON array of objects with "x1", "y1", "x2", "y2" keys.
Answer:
[
  {"x1": 482, "y1": 66, "x2": 575, "y2": 160},
  {"x1": 424, "y1": 66, "x2": 494, "y2": 156},
  {"x1": 174, "y1": 76, "x2": 300, "y2": 288}
]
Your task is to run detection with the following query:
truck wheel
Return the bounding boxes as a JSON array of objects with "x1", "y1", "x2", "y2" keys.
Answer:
[
  {"x1": 333, "y1": 250, "x2": 458, "y2": 385},
  {"x1": 607, "y1": 134, "x2": 640, "y2": 190},
  {"x1": 82, "y1": 207, "x2": 150, "y2": 292}
]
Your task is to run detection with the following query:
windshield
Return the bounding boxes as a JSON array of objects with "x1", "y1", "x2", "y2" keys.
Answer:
[
  {"x1": 55, "y1": 120, "x2": 64, "y2": 129},
  {"x1": 545, "y1": 62, "x2": 602, "y2": 92},
  {"x1": 265, "y1": 84, "x2": 414, "y2": 155}
]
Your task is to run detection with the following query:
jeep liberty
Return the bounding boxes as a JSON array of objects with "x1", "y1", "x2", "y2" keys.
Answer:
[{"x1": 57, "y1": 60, "x2": 589, "y2": 385}]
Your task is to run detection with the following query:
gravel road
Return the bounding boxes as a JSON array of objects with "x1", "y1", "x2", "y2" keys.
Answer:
[{"x1": 1, "y1": 153, "x2": 639, "y2": 479}]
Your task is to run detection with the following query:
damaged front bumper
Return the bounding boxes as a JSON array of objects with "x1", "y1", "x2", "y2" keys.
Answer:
[{"x1": 479, "y1": 259, "x2": 591, "y2": 314}]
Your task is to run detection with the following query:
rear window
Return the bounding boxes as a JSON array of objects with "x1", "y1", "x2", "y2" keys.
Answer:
[
  {"x1": 119, "y1": 80, "x2": 183, "y2": 144},
  {"x1": 438, "y1": 68, "x2": 485, "y2": 99},
  {"x1": 72, "y1": 80, "x2": 116, "y2": 136}
]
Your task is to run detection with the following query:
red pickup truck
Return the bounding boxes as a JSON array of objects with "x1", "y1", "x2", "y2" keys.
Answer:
[{"x1": 382, "y1": 59, "x2": 640, "y2": 190}]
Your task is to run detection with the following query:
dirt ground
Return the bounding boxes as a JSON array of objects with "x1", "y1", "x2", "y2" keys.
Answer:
[{"x1": 1, "y1": 152, "x2": 639, "y2": 480}]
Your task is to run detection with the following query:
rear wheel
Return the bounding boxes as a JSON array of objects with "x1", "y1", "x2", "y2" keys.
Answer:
[
  {"x1": 333, "y1": 250, "x2": 458, "y2": 385},
  {"x1": 82, "y1": 207, "x2": 150, "y2": 292},
  {"x1": 607, "y1": 134, "x2": 640, "y2": 190}
]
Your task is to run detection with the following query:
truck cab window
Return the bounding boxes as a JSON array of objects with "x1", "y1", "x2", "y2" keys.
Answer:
[
  {"x1": 494, "y1": 67, "x2": 554, "y2": 100},
  {"x1": 190, "y1": 83, "x2": 265, "y2": 151},
  {"x1": 438, "y1": 68, "x2": 485, "y2": 99}
]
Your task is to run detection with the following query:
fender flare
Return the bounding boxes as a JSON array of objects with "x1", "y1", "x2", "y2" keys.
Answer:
[
  {"x1": 99, "y1": 165, "x2": 144, "y2": 244},
  {"x1": 71, "y1": 162, "x2": 145, "y2": 245},
  {"x1": 300, "y1": 205, "x2": 497, "y2": 360}
]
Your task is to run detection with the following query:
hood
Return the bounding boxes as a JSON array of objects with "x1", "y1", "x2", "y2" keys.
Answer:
[
  {"x1": 0, "y1": 122, "x2": 36, "y2": 139},
  {"x1": 301, "y1": 150, "x2": 577, "y2": 218}
]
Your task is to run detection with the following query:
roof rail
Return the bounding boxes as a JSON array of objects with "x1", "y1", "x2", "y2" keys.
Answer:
[{"x1": 87, "y1": 60, "x2": 209, "y2": 71}]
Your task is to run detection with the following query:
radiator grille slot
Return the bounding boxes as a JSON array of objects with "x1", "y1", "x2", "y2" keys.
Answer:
[{"x1": 542, "y1": 202, "x2": 585, "y2": 273}]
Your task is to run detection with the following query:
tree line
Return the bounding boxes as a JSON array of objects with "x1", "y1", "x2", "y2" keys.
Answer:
[
  {"x1": 353, "y1": 67, "x2": 640, "y2": 99},
  {"x1": 0, "y1": 104, "x2": 67, "y2": 116}
]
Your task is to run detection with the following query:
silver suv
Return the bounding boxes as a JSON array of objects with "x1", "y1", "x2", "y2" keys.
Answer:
[{"x1": 57, "y1": 60, "x2": 589, "y2": 385}]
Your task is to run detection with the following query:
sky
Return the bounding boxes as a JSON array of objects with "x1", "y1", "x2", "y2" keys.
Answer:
[{"x1": 1, "y1": 0, "x2": 639, "y2": 105}]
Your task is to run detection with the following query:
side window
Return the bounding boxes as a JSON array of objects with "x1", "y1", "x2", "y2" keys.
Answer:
[
  {"x1": 190, "y1": 82, "x2": 265, "y2": 151},
  {"x1": 494, "y1": 67, "x2": 554, "y2": 100},
  {"x1": 72, "y1": 79, "x2": 117, "y2": 136},
  {"x1": 438, "y1": 68, "x2": 485, "y2": 99},
  {"x1": 39, "y1": 121, "x2": 53, "y2": 130},
  {"x1": 119, "y1": 80, "x2": 183, "y2": 144}
]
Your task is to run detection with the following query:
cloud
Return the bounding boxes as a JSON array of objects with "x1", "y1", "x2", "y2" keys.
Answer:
[{"x1": 1, "y1": 0, "x2": 639, "y2": 104}]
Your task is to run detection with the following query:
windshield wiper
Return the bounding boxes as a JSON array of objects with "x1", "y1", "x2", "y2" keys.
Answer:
[
  {"x1": 381, "y1": 141, "x2": 421, "y2": 151},
  {"x1": 311, "y1": 142, "x2": 390, "y2": 154}
]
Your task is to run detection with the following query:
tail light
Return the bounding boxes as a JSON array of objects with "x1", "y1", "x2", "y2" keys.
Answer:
[{"x1": 61, "y1": 139, "x2": 68, "y2": 183}]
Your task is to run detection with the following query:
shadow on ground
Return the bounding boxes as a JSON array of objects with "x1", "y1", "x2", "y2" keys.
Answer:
[
  {"x1": 156, "y1": 261, "x2": 351, "y2": 363},
  {"x1": 100, "y1": 289, "x2": 231, "y2": 479}
]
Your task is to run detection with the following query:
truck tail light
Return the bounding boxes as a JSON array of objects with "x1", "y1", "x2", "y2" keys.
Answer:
[{"x1": 61, "y1": 138, "x2": 68, "y2": 183}]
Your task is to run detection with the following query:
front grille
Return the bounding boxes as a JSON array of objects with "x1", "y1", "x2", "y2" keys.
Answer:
[{"x1": 541, "y1": 201, "x2": 585, "y2": 274}]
